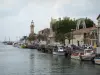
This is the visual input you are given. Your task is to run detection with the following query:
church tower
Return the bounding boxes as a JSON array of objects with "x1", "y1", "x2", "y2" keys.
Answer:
[{"x1": 30, "y1": 20, "x2": 34, "y2": 34}]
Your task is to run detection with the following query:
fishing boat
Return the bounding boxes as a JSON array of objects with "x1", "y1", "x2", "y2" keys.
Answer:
[
  {"x1": 71, "y1": 51, "x2": 83, "y2": 60},
  {"x1": 94, "y1": 47, "x2": 100, "y2": 65},
  {"x1": 80, "y1": 48, "x2": 95, "y2": 61},
  {"x1": 94, "y1": 54, "x2": 100, "y2": 65},
  {"x1": 53, "y1": 46, "x2": 65, "y2": 55},
  {"x1": 71, "y1": 48, "x2": 95, "y2": 61},
  {"x1": 13, "y1": 42, "x2": 18, "y2": 47}
]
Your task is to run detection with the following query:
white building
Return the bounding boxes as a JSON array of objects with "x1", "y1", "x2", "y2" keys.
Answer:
[
  {"x1": 97, "y1": 14, "x2": 100, "y2": 44},
  {"x1": 96, "y1": 14, "x2": 100, "y2": 53},
  {"x1": 48, "y1": 18, "x2": 57, "y2": 45}
]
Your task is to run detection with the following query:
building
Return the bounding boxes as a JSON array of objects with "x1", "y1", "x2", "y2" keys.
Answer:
[
  {"x1": 65, "y1": 18, "x2": 97, "y2": 46},
  {"x1": 48, "y1": 17, "x2": 57, "y2": 45},
  {"x1": 97, "y1": 14, "x2": 100, "y2": 45},
  {"x1": 37, "y1": 28, "x2": 50, "y2": 45},
  {"x1": 96, "y1": 14, "x2": 100, "y2": 53},
  {"x1": 74, "y1": 26, "x2": 97, "y2": 46},
  {"x1": 38, "y1": 28, "x2": 50, "y2": 36}
]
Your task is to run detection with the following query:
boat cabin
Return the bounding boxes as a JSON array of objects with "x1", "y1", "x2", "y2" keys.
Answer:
[
  {"x1": 95, "y1": 54, "x2": 100, "y2": 58},
  {"x1": 84, "y1": 49, "x2": 95, "y2": 55},
  {"x1": 53, "y1": 46, "x2": 64, "y2": 52}
]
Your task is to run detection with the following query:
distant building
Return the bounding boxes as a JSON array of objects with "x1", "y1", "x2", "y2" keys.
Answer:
[
  {"x1": 38, "y1": 28, "x2": 50, "y2": 36},
  {"x1": 48, "y1": 17, "x2": 57, "y2": 45},
  {"x1": 37, "y1": 28, "x2": 50, "y2": 45}
]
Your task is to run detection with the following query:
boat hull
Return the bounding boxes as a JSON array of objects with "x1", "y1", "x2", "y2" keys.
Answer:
[
  {"x1": 71, "y1": 55, "x2": 80, "y2": 60},
  {"x1": 80, "y1": 55, "x2": 95, "y2": 61},
  {"x1": 94, "y1": 58, "x2": 100, "y2": 65},
  {"x1": 53, "y1": 52, "x2": 65, "y2": 56}
]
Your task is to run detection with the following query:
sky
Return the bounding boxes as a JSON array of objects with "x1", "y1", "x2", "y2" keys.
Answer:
[{"x1": 0, "y1": 0, "x2": 100, "y2": 41}]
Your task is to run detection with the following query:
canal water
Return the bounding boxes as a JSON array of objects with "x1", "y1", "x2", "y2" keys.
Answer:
[{"x1": 0, "y1": 43, "x2": 100, "y2": 75}]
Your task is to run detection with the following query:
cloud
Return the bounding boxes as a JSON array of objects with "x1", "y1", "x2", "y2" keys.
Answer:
[
  {"x1": 0, "y1": 0, "x2": 99, "y2": 41},
  {"x1": 0, "y1": 0, "x2": 29, "y2": 18},
  {"x1": 59, "y1": 0, "x2": 100, "y2": 18}
]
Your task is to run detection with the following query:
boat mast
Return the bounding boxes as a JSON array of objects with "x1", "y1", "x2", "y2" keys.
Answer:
[
  {"x1": 4, "y1": 36, "x2": 6, "y2": 42},
  {"x1": 9, "y1": 37, "x2": 10, "y2": 42}
]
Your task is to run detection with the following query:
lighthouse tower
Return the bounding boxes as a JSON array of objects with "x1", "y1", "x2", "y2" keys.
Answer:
[
  {"x1": 29, "y1": 20, "x2": 35, "y2": 38},
  {"x1": 30, "y1": 20, "x2": 34, "y2": 34}
]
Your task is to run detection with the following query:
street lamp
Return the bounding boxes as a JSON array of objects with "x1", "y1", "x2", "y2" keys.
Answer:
[{"x1": 71, "y1": 29, "x2": 75, "y2": 45}]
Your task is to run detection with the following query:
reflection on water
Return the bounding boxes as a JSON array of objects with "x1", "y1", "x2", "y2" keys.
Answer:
[{"x1": 0, "y1": 43, "x2": 100, "y2": 75}]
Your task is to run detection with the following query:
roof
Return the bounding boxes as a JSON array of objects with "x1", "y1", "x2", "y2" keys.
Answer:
[
  {"x1": 73, "y1": 26, "x2": 97, "y2": 35},
  {"x1": 97, "y1": 14, "x2": 100, "y2": 20}
]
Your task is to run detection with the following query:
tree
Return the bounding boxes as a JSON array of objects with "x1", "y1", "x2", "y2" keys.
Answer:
[
  {"x1": 51, "y1": 17, "x2": 94, "y2": 45},
  {"x1": 52, "y1": 18, "x2": 76, "y2": 44},
  {"x1": 27, "y1": 35, "x2": 36, "y2": 42},
  {"x1": 65, "y1": 32, "x2": 72, "y2": 44},
  {"x1": 20, "y1": 36, "x2": 27, "y2": 41},
  {"x1": 85, "y1": 18, "x2": 95, "y2": 28},
  {"x1": 37, "y1": 34, "x2": 47, "y2": 41},
  {"x1": 37, "y1": 34, "x2": 43, "y2": 41},
  {"x1": 54, "y1": 33, "x2": 65, "y2": 43},
  {"x1": 23, "y1": 36, "x2": 27, "y2": 40}
]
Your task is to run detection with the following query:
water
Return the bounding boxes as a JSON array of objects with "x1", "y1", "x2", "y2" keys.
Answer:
[{"x1": 0, "y1": 43, "x2": 100, "y2": 75}]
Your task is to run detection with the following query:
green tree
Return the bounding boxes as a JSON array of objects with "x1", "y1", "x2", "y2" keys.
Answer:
[
  {"x1": 51, "y1": 17, "x2": 94, "y2": 45},
  {"x1": 85, "y1": 18, "x2": 95, "y2": 28},
  {"x1": 37, "y1": 34, "x2": 47, "y2": 41},
  {"x1": 65, "y1": 32, "x2": 72, "y2": 44},
  {"x1": 27, "y1": 35, "x2": 36, "y2": 42},
  {"x1": 52, "y1": 18, "x2": 76, "y2": 44},
  {"x1": 20, "y1": 36, "x2": 27, "y2": 41}
]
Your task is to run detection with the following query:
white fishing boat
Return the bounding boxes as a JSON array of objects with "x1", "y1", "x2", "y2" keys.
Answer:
[
  {"x1": 53, "y1": 46, "x2": 65, "y2": 55},
  {"x1": 71, "y1": 48, "x2": 95, "y2": 61},
  {"x1": 80, "y1": 49, "x2": 95, "y2": 61},
  {"x1": 94, "y1": 54, "x2": 100, "y2": 65},
  {"x1": 71, "y1": 51, "x2": 83, "y2": 60},
  {"x1": 94, "y1": 47, "x2": 100, "y2": 65}
]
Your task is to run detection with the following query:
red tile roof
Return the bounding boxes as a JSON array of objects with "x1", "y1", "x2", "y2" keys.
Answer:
[{"x1": 73, "y1": 26, "x2": 97, "y2": 35}]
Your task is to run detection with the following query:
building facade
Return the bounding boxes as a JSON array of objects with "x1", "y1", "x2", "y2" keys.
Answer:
[
  {"x1": 65, "y1": 18, "x2": 97, "y2": 46},
  {"x1": 97, "y1": 14, "x2": 100, "y2": 45},
  {"x1": 48, "y1": 18, "x2": 57, "y2": 45}
]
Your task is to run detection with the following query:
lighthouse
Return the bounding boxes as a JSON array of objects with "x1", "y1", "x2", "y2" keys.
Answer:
[
  {"x1": 29, "y1": 20, "x2": 35, "y2": 38},
  {"x1": 30, "y1": 20, "x2": 34, "y2": 34}
]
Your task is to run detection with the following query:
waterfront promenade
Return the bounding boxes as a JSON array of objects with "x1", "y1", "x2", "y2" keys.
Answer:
[{"x1": 0, "y1": 43, "x2": 100, "y2": 75}]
